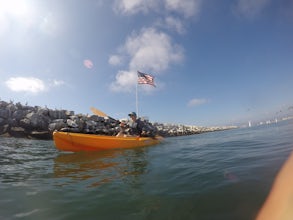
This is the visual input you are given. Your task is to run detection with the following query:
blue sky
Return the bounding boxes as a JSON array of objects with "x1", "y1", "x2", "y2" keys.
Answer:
[{"x1": 0, "y1": 0, "x2": 293, "y2": 126}]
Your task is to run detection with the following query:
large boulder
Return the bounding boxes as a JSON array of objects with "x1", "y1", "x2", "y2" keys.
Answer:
[
  {"x1": 48, "y1": 110, "x2": 67, "y2": 120},
  {"x1": 48, "y1": 119, "x2": 67, "y2": 131},
  {"x1": 12, "y1": 110, "x2": 28, "y2": 121},
  {"x1": 0, "y1": 109, "x2": 10, "y2": 119},
  {"x1": 0, "y1": 101, "x2": 8, "y2": 108},
  {"x1": 37, "y1": 107, "x2": 49, "y2": 116},
  {"x1": 0, "y1": 118, "x2": 6, "y2": 126},
  {"x1": 0, "y1": 124, "x2": 9, "y2": 136},
  {"x1": 25, "y1": 112, "x2": 50, "y2": 131}
]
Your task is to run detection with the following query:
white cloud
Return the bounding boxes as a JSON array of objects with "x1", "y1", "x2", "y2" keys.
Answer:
[
  {"x1": 110, "y1": 70, "x2": 137, "y2": 92},
  {"x1": 108, "y1": 55, "x2": 123, "y2": 66},
  {"x1": 5, "y1": 77, "x2": 46, "y2": 93},
  {"x1": 110, "y1": 28, "x2": 184, "y2": 92},
  {"x1": 5, "y1": 77, "x2": 65, "y2": 94},
  {"x1": 188, "y1": 98, "x2": 208, "y2": 107},
  {"x1": 113, "y1": 0, "x2": 158, "y2": 15},
  {"x1": 232, "y1": 0, "x2": 271, "y2": 19},
  {"x1": 164, "y1": 0, "x2": 202, "y2": 18},
  {"x1": 125, "y1": 27, "x2": 184, "y2": 72}
]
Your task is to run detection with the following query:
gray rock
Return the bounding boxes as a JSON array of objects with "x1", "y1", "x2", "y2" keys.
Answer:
[
  {"x1": 0, "y1": 118, "x2": 6, "y2": 126},
  {"x1": 19, "y1": 118, "x2": 31, "y2": 129},
  {"x1": 0, "y1": 109, "x2": 10, "y2": 119},
  {"x1": 37, "y1": 107, "x2": 49, "y2": 116},
  {"x1": 67, "y1": 119, "x2": 79, "y2": 128},
  {"x1": 48, "y1": 119, "x2": 67, "y2": 131},
  {"x1": 13, "y1": 110, "x2": 27, "y2": 121},
  {"x1": 0, "y1": 101, "x2": 8, "y2": 108},
  {"x1": 48, "y1": 110, "x2": 67, "y2": 120},
  {"x1": 26, "y1": 112, "x2": 49, "y2": 130},
  {"x1": 0, "y1": 124, "x2": 9, "y2": 135}
]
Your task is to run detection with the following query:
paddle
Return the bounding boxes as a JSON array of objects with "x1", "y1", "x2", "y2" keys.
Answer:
[
  {"x1": 90, "y1": 107, "x2": 119, "y2": 123},
  {"x1": 90, "y1": 107, "x2": 108, "y2": 117}
]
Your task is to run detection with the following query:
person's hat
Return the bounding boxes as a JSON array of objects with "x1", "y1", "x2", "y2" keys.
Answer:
[
  {"x1": 128, "y1": 112, "x2": 137, "y2": 116},
  {"x1": 119, "y1": 118, "x2": 127, "y2": 123}
]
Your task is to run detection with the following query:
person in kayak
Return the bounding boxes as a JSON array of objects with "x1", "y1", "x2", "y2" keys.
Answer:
[
  {"x1": 128, "y1": 112, "x2": 144, "y2": 136},
  {"x1": 116, "y1": 119, "x2": 129, "y2": 137}
]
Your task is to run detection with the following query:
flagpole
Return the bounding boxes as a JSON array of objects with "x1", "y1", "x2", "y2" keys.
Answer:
[{"x1": 136, "y1": 80, "x2": 139, "y2": 117}]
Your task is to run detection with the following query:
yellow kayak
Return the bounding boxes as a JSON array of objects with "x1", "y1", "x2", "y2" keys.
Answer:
[{"x1": 53, "y1": 131, "x2": 163, "y2": 152}]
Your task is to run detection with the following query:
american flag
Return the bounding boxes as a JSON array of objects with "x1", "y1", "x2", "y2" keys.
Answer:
[{"x1": 137, "y1": 71, "x2": 156, "y2": 87}]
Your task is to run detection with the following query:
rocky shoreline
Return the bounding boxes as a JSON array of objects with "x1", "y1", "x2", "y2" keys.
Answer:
[{"x1": 0, "y1": 100, "x2": 237, "y2": 140}]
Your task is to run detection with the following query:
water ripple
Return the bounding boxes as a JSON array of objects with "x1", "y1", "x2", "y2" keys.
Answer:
[{"x1": 0, "y1": 120, "x2": 292, "y2": 220}]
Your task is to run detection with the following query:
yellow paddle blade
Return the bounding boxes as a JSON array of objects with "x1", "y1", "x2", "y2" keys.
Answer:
[{"x1": 90, "y1": 107, "x2": 108, "y2": 117}]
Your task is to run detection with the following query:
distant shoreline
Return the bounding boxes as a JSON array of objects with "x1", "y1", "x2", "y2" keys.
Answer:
[{"x1": 0, "y1": 100, "x2": 237, "y2": 140}]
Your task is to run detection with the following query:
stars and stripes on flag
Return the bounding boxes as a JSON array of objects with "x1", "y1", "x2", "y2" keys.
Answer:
[{"x1": 137, "y1": 71, "x2": 156, "y2": 87}]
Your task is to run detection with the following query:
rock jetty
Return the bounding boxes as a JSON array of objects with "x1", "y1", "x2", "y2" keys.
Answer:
[{"x1": 0, "y1": 100, "x2": 236, "y2": 140}]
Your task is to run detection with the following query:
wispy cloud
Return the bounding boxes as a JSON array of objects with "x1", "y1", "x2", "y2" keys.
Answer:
[
  {"x1": 108, "y1": 55, "x2": 123, "y2": 66},
  {"x1": 110, "y1": 27, "x2": 184, "y2": 92},
  {"x1": 164, "y1": 0, "x2": 202, "y2": 18},
  {"x1": 113, "y1": 0, "x2": 158, "y2": 15},
  {"x1": 50, "y1": 79, "x2": 65, "y2": 87},
  {"x1": 232, "y1": 0, "x2": 271, "y2": 19},
  {"x1": 160, "y1": 16, "x2": 186, "y2": 34},
  {"x1": 188, "y1": 98, "x2": 208, "y2": 107},
  {"x1": 113, "y1": 0, "x2": 201, "y2": 34},
  {"x1": 113, "y1": 0, "x2": 202, "y2": 18}
]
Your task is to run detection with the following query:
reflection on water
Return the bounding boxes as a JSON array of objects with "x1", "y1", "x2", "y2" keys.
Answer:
[{"x1": 53, "y1": 148, "x2": 149, "y2": 188}]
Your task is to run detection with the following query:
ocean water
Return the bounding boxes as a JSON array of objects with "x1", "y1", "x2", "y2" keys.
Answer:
[{"x1": 0, "y1": 120, "x2": 292, "y2": 220}]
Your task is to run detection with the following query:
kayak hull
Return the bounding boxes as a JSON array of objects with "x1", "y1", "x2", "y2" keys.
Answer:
[{"x1": 53, "y1": 131, "x2": 162, "y2": 152}]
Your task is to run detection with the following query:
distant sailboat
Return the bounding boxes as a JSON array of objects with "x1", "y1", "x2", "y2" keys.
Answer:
[{"x1": 248, "y1": 121, "x2": 251, "y2": 127}]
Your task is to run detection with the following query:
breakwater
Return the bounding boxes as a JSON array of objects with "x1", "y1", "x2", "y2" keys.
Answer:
[{"x1": 0, "y1": 100, "x2": 236, "y2": 139}]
